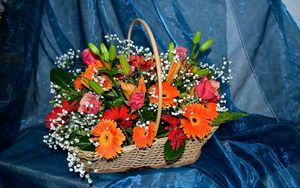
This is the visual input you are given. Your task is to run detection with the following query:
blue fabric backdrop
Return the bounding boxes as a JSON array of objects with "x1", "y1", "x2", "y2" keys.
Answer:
[{"x1": 0, "y1": 0, "x2": 300, "y2": 187}]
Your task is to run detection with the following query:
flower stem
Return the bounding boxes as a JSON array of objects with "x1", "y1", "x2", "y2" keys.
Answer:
[
  {"x1": 119, "y1": 125, "x2": 133, "y2": 145},
  {"x1": 137, "y1": 110, "x2": 144, "y2": 121}
]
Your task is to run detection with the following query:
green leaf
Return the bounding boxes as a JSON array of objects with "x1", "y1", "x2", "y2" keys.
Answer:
[
  {"x1": 180, "y1": 92, "x2": 187, "y2": 98},
  {"x1": 168, "y1": 42, "x2": 175, "y2": 62},
  {"x1": 88, "y1": 42, "x2": 100, "y2": 56},
  {"x1": 89, "y1": 80, "x2": 104, "y2": 95},
  {"x1": 195, "y1": 69, "x2": 210, "y2": 77},
  {"x1": 141, "y1": 106, "x2": 153, "y2": 119},
  {"x1": 50, "y1": 68, "x2": 75, "y2": 92},
  {"x1": 111, "y1": 67, "x2": 120, "y2": 75},
  {"x1": 119, "y1": 53, "x2": 130, "y2": 76},
  {"x1": 199, "y1": 39, "x2": 213, "y2": 52},
  {"x1": 105, "y1": 101, "x2": 113, "y2": 109},
  {"x1": 76, "y1": 136, "x2": 95, "y2": 151},
  {"x1": 109, "y1": 44, "x2": 116, "y2": 62},
  {"x1": 164, "y1": 139, "x2": 186, "y2": 161},
  {"x1": 174, "y1": 79, "x2": 183, "y2": 87},
  {"x1": 125, "y1": 128, "x2": 133, "y2": 135},
  {"x1": 106, "y1": 91, "x2": 117, "y2": 98},
  {"x1": 112, "y1": 98, "x2": 123, "y2": 108},
  {"x1": 97, "y1": 67, "x2": 109, "y2": 74},
  {"x1": 100, "y1": 43, "x2": 109, "y2": 62},
  {"x1": 192, "y1": 66, "x2": 199, "y2": 73},
  {"x1": 192, "y1": 31, "x2": 201, "y2": 44},
  {"x1": 156, "y1": 132, "x2": 168, "y2": 139},
  {"x1": 213, "y1": 112, "x2": 248, "y2": 126}
]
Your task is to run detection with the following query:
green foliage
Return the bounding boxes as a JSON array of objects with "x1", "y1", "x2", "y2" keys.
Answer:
[
  {"x1": 100, "y1": 43, "x2": 109, "y2": 62},
  {"x1": 112, "y1": 98, "x2": 124, "y2": 108},
  {"x1": 89, "y1": 80, "x2": 104, "y2": 95},
  {"x1": 104, "y1": 100, "x2": 113, "y2": 109},
  {"x1": 109, "y1": 44, "x2": 116, "y2": 62},
  {"x1": 192, "y1": 31, "x2": 201, "y2": 44},
  {"x1": 194, "y1": 68, "x2": 209, "y2": 78},
  {"x1": 168, "y1": 42, "x2": 175, "y2": 62},
  {"x1": 111, "y1": 67, "x2": 121, "y2": 75},
  {"x1": 164, "y1": 139, "x2": 186, "y2": 161},
  {"x1": 119, "y1": 53, "x2": 130, "y2": 76},
  {"x1": 140, "y1": 106, "x2": 153, "y2": 120},
  {"x1": 50, "y1": 68, "x2": 75, "y2": 92},
  {"x1": 174, "y1": 79, "x2": 183, "y2": 87},
  {"x1": 88, "y1": 42, "x2": 100, "y2": 56},
  {"x1": 76, "y1": 136, "x2": 95, "y2": 151},
  {"x1": 213, "y1": 112, "x2": 248, "y2": 126},
  {"x1": 199, "y1": 39, "x2": 213, "y2": 52}
]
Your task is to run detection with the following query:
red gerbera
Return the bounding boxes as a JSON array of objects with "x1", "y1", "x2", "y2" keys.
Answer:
[
  {"x1": 45, "y1": 99, "x2": 78, "y2": 128},
  {"x1": 102, "y1": 105, "x2": 134, "y2": 129},
  {"x1": 162, "y1": 115, "x2": 186, "y2": 150}
]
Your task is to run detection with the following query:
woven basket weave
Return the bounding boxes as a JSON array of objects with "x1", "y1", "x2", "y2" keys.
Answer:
[{"x1": 77, "y1": 18, "x2": 218, "y2": 173}]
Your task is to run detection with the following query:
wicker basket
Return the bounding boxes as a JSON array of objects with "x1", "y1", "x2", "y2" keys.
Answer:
[{"x1": 77, "y1": 18, "x2": 218, "y2": 173}]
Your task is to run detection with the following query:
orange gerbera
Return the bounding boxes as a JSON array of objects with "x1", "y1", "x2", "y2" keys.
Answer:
[
  {"x1": 180, "y1": 103, "x2": 218, "y2": 139},
  {"x1": 74, "y1": 77, "x2": 83, "y2": 91},
  {"x1": 148, "y1": 82, "x2": 180, "y2": 108},
  {"x1": 91, "y1": 120, "x2": 125, "y2": 159},
  {"x1": 132, "y1": 122, "x2": 156, "y2": 148}
]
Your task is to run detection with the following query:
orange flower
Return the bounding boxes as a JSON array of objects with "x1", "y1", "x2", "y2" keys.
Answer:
[
  {"x1": 205, "y1": 102, "x2": 218, "y2": 120},
  {"x1": 137, "y1": 76, "x2": 146, "y2": 94},
  {"x1": 82, "y1": 60, "x2": 104, "y2": 80},
  {"x1": 148, "y1": 82, "x2": 180, "y2": 108},
  {"x1": 74, "y1": 77, "x2": 83, "y2": 91},
  {"x1": 120, "y1": 82, "x2": 136, "y2": 99},
  {"x1": 91, "y1": 120, "x2": 125, "y2": 159},
  {"x1": 180, "y1": 103, "x2": 218, "y2": 139},
  {"x1": 80, "y1": 60, "x2": 112, "y2": 91},
  {"x1": 132, "y1": 122, "x2": 156, "y2": 148},
  {"x1": 165, "y1": 62, "x2": 181, "y2": 83},
  {"x1": 101, "y1": 75, "x2": 112, "y2": 91}
]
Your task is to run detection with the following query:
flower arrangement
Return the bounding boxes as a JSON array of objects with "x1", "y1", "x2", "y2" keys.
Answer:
[{"x1": 44, "y1": 19, "x2": 246, "y2": 183}]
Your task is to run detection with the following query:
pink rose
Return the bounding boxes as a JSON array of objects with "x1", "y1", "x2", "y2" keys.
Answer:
[
  {"x1": 78, "y1": 93, "x2": 101, "y2": 114},
  {"x1": 195, "y1": 76, "x2": 220, "y2": 101},
  {"x1": 81, "y1": 49, "x2": 97, "y2": 66},
  {"x1": 175, "y1": 46, "x2": 188, "y2": 61},
  {"x1": 128, "y1": 91, "x2": 144, "y2": 110}
]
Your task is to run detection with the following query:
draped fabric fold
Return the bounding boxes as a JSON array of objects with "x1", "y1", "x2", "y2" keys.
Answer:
[{"x1": 0, "y1": 0, "x2": 299, "y2": 187}]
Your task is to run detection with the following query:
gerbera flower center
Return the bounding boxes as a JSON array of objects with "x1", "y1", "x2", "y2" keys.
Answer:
[
  {"x1": 190, "y1": 116, "x2": 200, "y2": 126},
  {"x1": 143, "y1": 130, "x2": 148, "y2": 136},
  {"x1": 115, "y1": 117, "x2": 123, "y2": 123},
  {"x1": 162, "y1": 94, "x2": 167, "y2": 98},
  {"x1": 192, "y1": 117, "x2": 197, "y2": 123},
  {"x1": 99, "y1": 130, "x2": 113, "y2": 146}
]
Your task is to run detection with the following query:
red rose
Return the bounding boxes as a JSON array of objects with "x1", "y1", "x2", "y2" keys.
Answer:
[
  {"x1": 195, "y1": 76, "x2": 220, "y2": 101},
  {"x1": 81, "y1": 49, "x2": 97, "y2": 66},
  {"x1": 78, "y1": 93, "x2": 101, "y2": 114},
  {"x1": 128, "y1": 90, "x2": 144, "y2": 110}
]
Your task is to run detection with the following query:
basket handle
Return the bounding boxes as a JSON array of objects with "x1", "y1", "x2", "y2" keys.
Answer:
[{"x1": 127, "y1": 18, "x2": 162, "y2": 133}]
